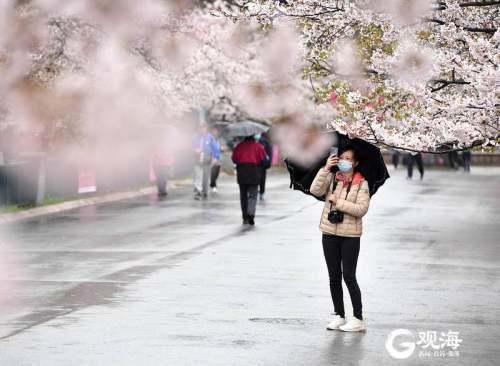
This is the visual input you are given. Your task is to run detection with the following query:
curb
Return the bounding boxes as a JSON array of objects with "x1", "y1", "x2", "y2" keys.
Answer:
[{"x1": 0, "y1": 179, "x2": 192, "y2": 225}]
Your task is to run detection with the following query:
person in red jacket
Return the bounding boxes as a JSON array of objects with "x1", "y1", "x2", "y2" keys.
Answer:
[{"x1": 232, "y1": 136, "x2": 268, "y2": 225}]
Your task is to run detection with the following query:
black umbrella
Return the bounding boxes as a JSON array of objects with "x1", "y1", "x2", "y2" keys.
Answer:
[{"x1": 285, "y1": 131, "x2": 390, "y2": 201}]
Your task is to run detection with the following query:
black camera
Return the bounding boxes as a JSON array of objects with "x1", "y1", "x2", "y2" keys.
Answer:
[{"x1": 327, "y1": 209, "x2": 344, "y2": 224}]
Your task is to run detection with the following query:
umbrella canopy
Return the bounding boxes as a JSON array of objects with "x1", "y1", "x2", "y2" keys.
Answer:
[
  {"x1": 285, "y1": 131, "x2": 390, "y2": 201},
  {"x1": 225, "y1": 120, "x2": 270, "y2": 138},
  {"x1": 212, "y1": 121, "x2": 231, "y2": 129}
]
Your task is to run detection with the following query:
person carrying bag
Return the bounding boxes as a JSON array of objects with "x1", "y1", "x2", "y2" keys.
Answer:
[{"x1": 310, "y1": 145, "x2": 371, "y2": 332}]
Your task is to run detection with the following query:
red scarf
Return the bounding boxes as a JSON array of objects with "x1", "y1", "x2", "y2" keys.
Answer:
[{"x1": 335, "y1": 171, "x2": 364, "y2": 186}]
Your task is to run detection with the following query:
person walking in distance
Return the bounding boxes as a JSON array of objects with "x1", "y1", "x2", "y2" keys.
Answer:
[
  {"x1": 256, "y1": 132, "x2": 273, "y2": 201},
  {"x1": 310, "y1": 145, "x2": 371, "y2": 332},
  {"x1": 152, "y1": 141, "x2": 174, "y2": 197},
  {"x1": 391, "y1": 149, "x2": 400, "y2": 169},
  {"x1": 232, "y1": 135, "x2": 267, "y2": 225},
  {"x1": 192, "y1": 122, "x2": 220, "y2": 200},
  {"x1": 209, "y1": 127, "x2": 223, "y2": 193},
  {"x1": 448, "y1": 151, "x2": 462, "y2": 170},
  {"x1": 406, "y1": 152, "x2": 424, "y2": 180},
  {"x1": 462, "y1": 150, "x2": 471, "y2": 173}
]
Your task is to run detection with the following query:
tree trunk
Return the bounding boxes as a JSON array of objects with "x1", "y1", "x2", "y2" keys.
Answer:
[{"x1": 36, "y1": 155, "x2": 47, "y2": 206}]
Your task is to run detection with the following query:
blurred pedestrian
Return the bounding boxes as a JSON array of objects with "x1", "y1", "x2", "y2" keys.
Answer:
[
  {"x1": 192, "y1": 122, "x2": 220, "y2": 200},
  {"x1": 153, "y1": 135, "x2": 174, "y2": 197},
  {"x1": 232, "y1": 135, "x2": 267, "y2": 225},
  {"x1": 153, "y1": 153, "x2": 173, "y2": 197},
  {"x1": 462, "y1": 150, "x2": 471, "y2": 173},
  {"x1": 209, "y1": 127, "x2": 223, "y2": 193},
  {"x1": 391, "y1": 149, "x2": 400, "y2": 169},
  {"x1": 310, "y1": 145, "x2": 370, "y2": 332},
  {"x1": 256, "y1": 132, "x2": 273, "y2": 201},
  {"x1": 448, "y1": 151, "x2": 460, "y2": 170},
  {"x1": 406, "y1": 152, "x2": 424, "y2": 180}
]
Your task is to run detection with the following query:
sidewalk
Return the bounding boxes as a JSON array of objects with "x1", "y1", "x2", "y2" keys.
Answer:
[{"x1": 0, "y1": 179, "x2": 191, "y2": 225}]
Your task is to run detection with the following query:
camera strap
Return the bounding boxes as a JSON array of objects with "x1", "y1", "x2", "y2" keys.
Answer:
[{"x1": 329, "y1": 176, "x2": 352, "y2": 211}]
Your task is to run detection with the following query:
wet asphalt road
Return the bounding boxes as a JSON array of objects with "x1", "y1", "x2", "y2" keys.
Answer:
[{"x1": 0, "y1": 168, "x2": 499, "y2": 365}]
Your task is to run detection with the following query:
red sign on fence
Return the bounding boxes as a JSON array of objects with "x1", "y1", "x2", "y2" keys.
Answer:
[{"x1": 78, "y1": 168, "x2": 97, "y2": 194}]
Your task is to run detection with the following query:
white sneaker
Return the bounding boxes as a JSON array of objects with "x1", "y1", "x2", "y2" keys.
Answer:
[
  {"x1": 339, "y1": 317, "x2": 366, "y2": 332},
  {"x1": 211, "y1": 187, "x2": 218, "y2": 193},
  {"x1": 326, "y1": 314, "x2": 346, "y2": 330}
]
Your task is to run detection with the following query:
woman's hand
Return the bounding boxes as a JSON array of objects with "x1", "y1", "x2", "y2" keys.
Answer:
[
  {"x1": 327, "y1": 193, "x2": 337, "y2": 204},
  {"x1": 323, "y1": 155, "x2": 339, "y2": 172}
]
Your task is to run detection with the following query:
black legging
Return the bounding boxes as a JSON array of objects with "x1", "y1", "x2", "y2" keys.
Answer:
[{"x1": 322, "y1": 234, "x2": 363, "y2": 320}]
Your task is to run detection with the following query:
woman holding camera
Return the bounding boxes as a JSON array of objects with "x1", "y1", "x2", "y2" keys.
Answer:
[{"x1": 310, "y1": 145, "x2": 370, "y2": 332}]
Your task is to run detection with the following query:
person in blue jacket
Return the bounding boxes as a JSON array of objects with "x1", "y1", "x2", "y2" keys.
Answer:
[{"x1": 192, "y1": 122, "x2": 220, "y2": 200}]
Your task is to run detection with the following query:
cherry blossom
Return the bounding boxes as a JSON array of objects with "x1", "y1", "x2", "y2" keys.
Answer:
[{"x1": 218, "y1": 0, "x2": 499, "y2": 153}]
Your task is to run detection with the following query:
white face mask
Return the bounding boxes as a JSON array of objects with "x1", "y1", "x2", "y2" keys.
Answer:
[{"x1": 337, "y1": 159, "x2": 353, "y2": 172}]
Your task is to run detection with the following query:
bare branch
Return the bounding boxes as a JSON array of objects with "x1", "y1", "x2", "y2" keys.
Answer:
[
  {"x1": 426, "y1": 18, "x2": 497, "y2": 34},
  {"x1": 459, "y1": 1, "x2": 500, "y2": 7},
  {"x1": 430, "y1": 79, "x2": 471, "y2": 92}
]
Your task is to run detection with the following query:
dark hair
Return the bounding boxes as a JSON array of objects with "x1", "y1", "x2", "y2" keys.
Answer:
[{"x1": 339, "y1": 144, "x2": 360, "y2": 163}]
